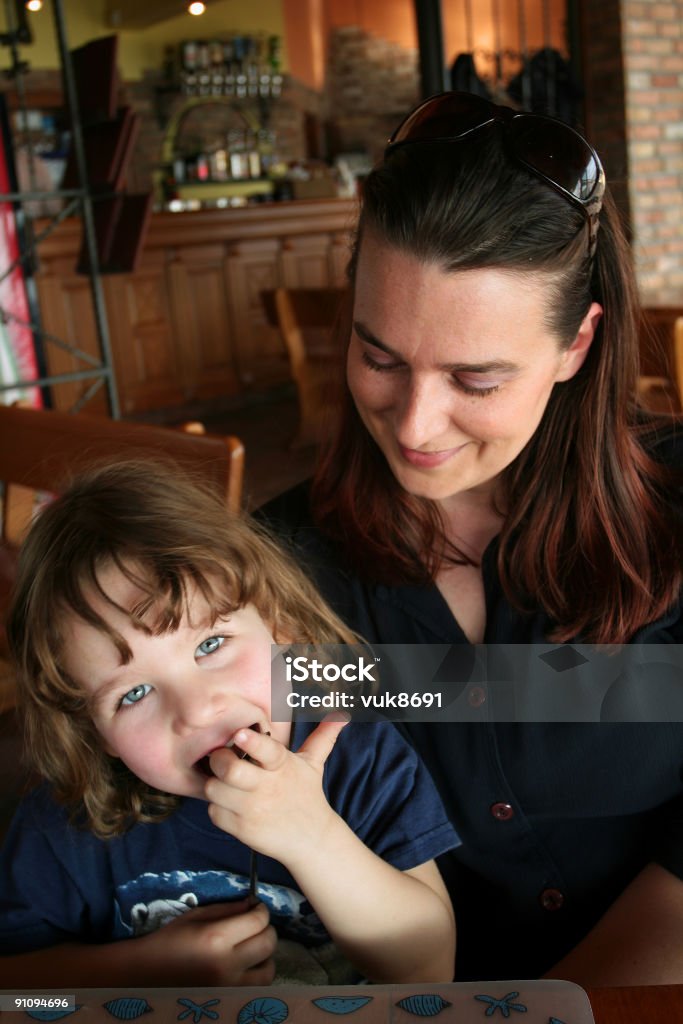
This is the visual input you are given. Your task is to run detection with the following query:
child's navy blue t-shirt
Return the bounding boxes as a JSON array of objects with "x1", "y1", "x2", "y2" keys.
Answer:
[{"x1": 0, "y1": 720, "x2": 459, "y2": 953}]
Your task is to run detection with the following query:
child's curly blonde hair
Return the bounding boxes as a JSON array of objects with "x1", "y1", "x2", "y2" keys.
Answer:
[{"x1": 7, "y1": 459, "x2": 357, "y2": 838}]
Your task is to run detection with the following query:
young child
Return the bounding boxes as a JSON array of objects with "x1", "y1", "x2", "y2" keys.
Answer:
[{"x1": 0, "y1": 460, "x2": 457, "y2": 987}]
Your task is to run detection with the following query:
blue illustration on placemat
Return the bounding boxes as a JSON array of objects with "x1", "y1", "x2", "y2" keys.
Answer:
[
  {"x1": 311, "y1": 996, "x2": 373, "y2": 1015},
  {"x1": 548, "y1": 1018, "x2": 567, "y2": 1023},
  {"x1": 236, "y1": 996, "x2": 289, "y2": 1024},
  {"x1": 177, "y1": 997, "x2": 220, "y2": 1022},
  {"x1": 394, "y1": 994, "x2": 452, "y2": 1017},
  {"x1": 24, "y1": 1009, "x2": 81, "y2": 1022},
  {"x1": 474, "y1": 992, "x2": 528, "y2": 1017},
  {"x1": 103, "y1": 997, "x2": 154, "y2": 1020}
]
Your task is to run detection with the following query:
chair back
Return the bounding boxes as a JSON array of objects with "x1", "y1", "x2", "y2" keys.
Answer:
[
  {"x1": 638, "y1": 308, "x2": 683, "y2": 412},
  {"x1": 674, "y1": 317, "x2": 683, "y2": 403},
  {"x1": 264, "y1": 286, "x2": 347, "y2": 448},
  {"x1": 0, "y1": 405, "x2": 244, "y2": 547}
]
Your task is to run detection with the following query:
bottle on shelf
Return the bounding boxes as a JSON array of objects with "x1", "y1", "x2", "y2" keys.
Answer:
[
  {"x1": 180, "y1": 40, "x2": 198, "y2": 95},
  {"x1": 209, "y1": 145, "x2": 229, "y2": 181},
  {"x1": 197, "y1": 41, "x2": 211, "y2": 96},
  {"x1": 246, "y1": 130, "x2": 261, "y2": 179},
  {"x1": 173, "y1": 33, "x2": 283, "y2": 100},
  {"x1": 228, "y1": 129, "x2": 249, "y2": 181},
  {"x1": 232, "y1": 36, "x2": 247, "y2": 99}
]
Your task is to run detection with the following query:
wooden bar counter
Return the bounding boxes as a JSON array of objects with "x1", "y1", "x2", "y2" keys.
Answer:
[{"x1": 34, "y1": 197, "x2": 358, "y2": 415}]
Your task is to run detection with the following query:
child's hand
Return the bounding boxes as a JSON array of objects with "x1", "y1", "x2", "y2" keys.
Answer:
[
  {"x1": 205, "y1": 716, "x2": 349, "y2": 865},
  {"x1": 136, "y1": 898, "x2": 276, "y2": 986}
]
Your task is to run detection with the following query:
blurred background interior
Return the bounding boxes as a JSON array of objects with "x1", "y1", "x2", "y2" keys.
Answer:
[{"x1": 0, "y1": 1, "x2": 681, "y2": 456}]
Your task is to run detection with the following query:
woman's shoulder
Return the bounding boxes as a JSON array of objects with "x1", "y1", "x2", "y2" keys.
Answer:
[
  {"x1": 256, "y1": 481, "x2": 347, "y2": 571},
  {"x1": 257, "y1": 480, "x2": 315, "y2": 540}
]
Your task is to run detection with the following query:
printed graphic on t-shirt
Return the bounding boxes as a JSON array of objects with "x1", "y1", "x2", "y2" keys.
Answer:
[{"x1": 114, "y1": 869, "x2": 328, "y2": 944}]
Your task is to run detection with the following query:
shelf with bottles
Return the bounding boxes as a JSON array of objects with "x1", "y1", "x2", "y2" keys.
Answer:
[
  {"x1": 9, "y1": 107, "x2": 71, "y2": 217},
  {"x1": 160, "y1": 34, "x2": 283, "y2": 103},
  {"x1": 160, "y1": 115, "x2": 285, "y2": 209}
]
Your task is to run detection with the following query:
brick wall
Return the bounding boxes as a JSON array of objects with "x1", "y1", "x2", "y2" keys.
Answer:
[
  {"x1": 323, "y1": 24, "x2": 419, "y2": 163},
  {"x1": 579, "y1": 0, "x2": 631, "y2": 229},
  {"x1": 622, "y1": 0, "x2": 683, "y2": 300},
  {"x1": 582, "y1": 0, "x2": 683, "y2": 301},
  {"x1": 573, "y1": 0, "x2": 683, "y2": 301}
]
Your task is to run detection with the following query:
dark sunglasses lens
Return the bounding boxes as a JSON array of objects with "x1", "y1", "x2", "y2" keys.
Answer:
[
  {"x1": 509, "y1": 118, "x2": 602, "y2": 201},
  {"x1": 389, "y1": 92, "x2": 493, "y2": 146}
]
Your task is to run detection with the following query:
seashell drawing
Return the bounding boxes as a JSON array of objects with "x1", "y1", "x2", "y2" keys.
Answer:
[
  {"x1": 25, "y1": 1011, "x2": 80, "y2": 1022},
  {"x1": 103, "y1": 997, "x2": 154, "y2": 1020},
  {"x1": 237, "y1": 997, "x2": 289, "y2": 1024},
  {"x1": 311, "y1": 996, "x2": 373, "y2": 1014},
  {"x1": 395, "y1": 994, "x2": 452, "y2": 1017}
]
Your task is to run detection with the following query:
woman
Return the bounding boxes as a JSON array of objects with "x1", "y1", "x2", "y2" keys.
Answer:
[{"x1": 263, "y1": 92, "x2": 683, "y2": 985}]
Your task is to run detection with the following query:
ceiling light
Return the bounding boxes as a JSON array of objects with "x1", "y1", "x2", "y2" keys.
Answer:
[
  {"x1": 188, "y1": 1, "x2": 206, "y2": 13},
  {"x1": 25, "y1": 0, "x2": 43, "y2": 10}
]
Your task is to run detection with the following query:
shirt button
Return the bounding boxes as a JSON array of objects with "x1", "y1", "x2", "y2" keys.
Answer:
[
  {"x1": 490, "y1": 801, "x2": 514, "y2": 821},
  {"x1": 468, "y1": 685, "x2": 487, "y2": 708},
  {"x1": 539, "y1": 888, "x2": 565, "y2": 911}
]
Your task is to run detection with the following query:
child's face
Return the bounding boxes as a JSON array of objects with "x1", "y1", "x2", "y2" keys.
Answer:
[{"x1": 60, "y1": 561, "x2": 290, "y2": 801}]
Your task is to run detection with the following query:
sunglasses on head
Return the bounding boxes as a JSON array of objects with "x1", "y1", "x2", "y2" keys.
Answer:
[{"x1": 386, "y1": 91, "x2": 606, "y2": 260}]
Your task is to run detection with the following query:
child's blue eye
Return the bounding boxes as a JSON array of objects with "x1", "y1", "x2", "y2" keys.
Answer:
[
  {"x1": 196, "y1": 636, "x2": 225, "y2": 658},
  {"x1": 121, "y1": 683, "x2": 152, "y2": 707}
]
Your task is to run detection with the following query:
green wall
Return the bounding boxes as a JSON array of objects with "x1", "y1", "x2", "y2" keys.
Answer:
[{"x1": 0, "y1": 0, "x2": 287, "y2": 80}]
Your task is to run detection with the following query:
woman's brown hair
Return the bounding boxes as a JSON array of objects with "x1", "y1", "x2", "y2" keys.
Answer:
[
  {"x1": 313, "y1": 132, "x2": 682, "y2": 643},
  {"x1": 6, "y1": 459, "x2": 358, "y2": 838}
]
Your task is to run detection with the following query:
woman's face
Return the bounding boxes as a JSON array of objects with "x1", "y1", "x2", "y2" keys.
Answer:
[{"x1": 347, "y1": 234, "x2": 599, "y2": 507}]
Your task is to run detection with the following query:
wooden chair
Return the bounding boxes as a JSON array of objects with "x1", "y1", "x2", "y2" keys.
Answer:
[
  {"x1": 0, "y1": 405, "x2": 245, "y2": 709},
  {"x1": 264, "y1": 287, "x2": 348, "y2": 448},
  {"x1": 638, "y1": 310, "x2": 683, "y2": 412}
]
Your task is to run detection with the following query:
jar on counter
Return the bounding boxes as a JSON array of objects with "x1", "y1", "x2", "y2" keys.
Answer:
[
  {"x1": 228, "y1": 130, "x2": 250, "y2": 180},
  {"x1": 209, "y1": 147, "x2": 229, "y2": 181}
]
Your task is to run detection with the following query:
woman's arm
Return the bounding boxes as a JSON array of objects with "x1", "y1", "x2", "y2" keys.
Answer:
[
  {"x1": 0, "y1": 900, "x2": 276, "y2": 987},
  {"x1": 545, "y1": 862, "x2": 683, "y2": 986},
  {"x1": 206, "y1": 720, "x2": 456, "y2": 983}
]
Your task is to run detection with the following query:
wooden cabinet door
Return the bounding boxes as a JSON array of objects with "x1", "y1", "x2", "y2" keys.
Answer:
[
  {"x1": 35, "y1": 262, "x2": 109, "y2": 415},
  {"x1": 280, "y1": 231, "x2": 352, "y2": 289},
  {"x1": 167, "y1": 242, "x2": 241, "y2": 402},
  {"x1": 280, "y1": 233, "x2": 333, "y2": 288},
  {"x1": 36, "y1": 253, "x2": 185, "y2": 416},
  {"x1": 102, "y1": 250, "x2": 186, "y2": 415},
  {"x1": 225, "y1": 238, "x2": 289, "y2": 389},
  {"x1": 33, "y1": 200, "x2": 358, "y2": 416}
]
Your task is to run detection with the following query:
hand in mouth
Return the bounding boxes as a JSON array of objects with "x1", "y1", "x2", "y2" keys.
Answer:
[
  {"x1": 194, "y1": 722, "x2": 267, "y2": 777},
  {"x1": 195, "y1": 754, "x2": 214, "y2": 778}
]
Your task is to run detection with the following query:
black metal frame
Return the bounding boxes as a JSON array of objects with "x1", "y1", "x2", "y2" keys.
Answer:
[{"x1": 0, "y1": 0, "x2": 119, "y2": 416}]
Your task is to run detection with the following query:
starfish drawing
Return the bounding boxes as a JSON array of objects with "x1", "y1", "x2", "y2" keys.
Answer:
[
  {"x1": 177, "y1": 997, "x2": 221, "y2": 1022},
  {"x1": 474, "y1": 991, "x2": 528, "y2": 1017}
]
